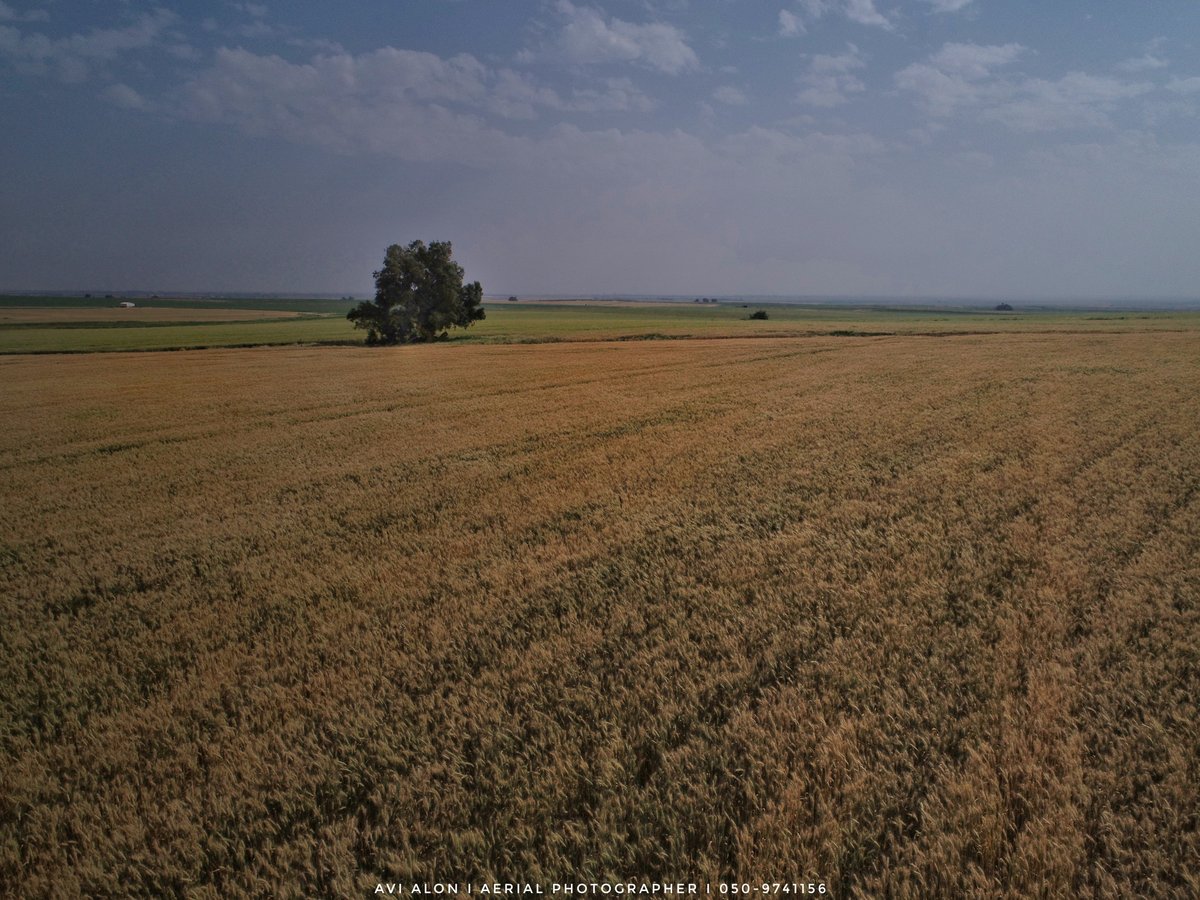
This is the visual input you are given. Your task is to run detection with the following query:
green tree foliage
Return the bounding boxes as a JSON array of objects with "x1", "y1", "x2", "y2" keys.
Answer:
[{"x1": 348, "y1": 241, "x2": 484, "y2": 344}]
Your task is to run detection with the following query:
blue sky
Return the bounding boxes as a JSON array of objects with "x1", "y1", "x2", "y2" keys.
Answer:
[{"x1": 2, "y1": 1, "x2": 1199, "y2": 298}]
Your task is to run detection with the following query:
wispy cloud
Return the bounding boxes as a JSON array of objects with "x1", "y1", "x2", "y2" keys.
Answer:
[
  {"x1": 178, "y1": 44, "x2": 656, "y2": 165},
  {"x1": 234, "y1": 2, "x2": 268, "y2": 18},
  {"x1": 798, "y1": 45, "x2": 866, "y2": 107},
  {"x1": 101, "y1": 82, "x2": 147, "y2": 110},
  {"x1": 792, "y1": 0, "x2": 892, "y2": 30},
  {"x1": 179, "y1": 47, "x2": 521, "y2": 164},
  {"x1": 778, "y1": 9, "x2": 803, "y2": 37},
  {"x1": 712, "y1": 85, "x2": 748, "y2": 105},
  {"x1": 930, "y1": 42, "x2": 1024, "y2": 78},
  {"x1": 843, "y1": 0, "x2": 891, "y2": 28},
  {"x1": 986, "y1": 73, "x2": 1152, "y2": 131},
  {"x1": 925, "y1": 0, "x2": 974, "y2": 12},
  {"x1": 0, "y1": 1, "x2": 48, "y2": 23},
  {"x1": 562, "y1": 77, "x2": 654, "y2": 112},
  {"x1": 1167, "y1": 76, "x2": 1200, "y2": 95},
  {"x1": 534, "y1": 1, "x2": 698, "y2": 74},
  {"x1": 897, "y1": 43, "x2": 1154, "y2": 131},
  {"x1": 0, "y1": 9, "x2": 176, "y2": 82},
  {"x1": 1117, "y1": 54, "x2": 1168, "y2": 73}
]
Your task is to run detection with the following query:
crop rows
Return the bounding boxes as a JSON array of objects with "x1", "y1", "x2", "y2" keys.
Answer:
[{"x1": 1, "y1": 333, "x2": 1197, "y2": 896}]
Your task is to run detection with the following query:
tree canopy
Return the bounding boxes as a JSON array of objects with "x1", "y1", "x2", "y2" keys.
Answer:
[{"x1": 348, "y1": 241, "x2": 484, "y2": 344}]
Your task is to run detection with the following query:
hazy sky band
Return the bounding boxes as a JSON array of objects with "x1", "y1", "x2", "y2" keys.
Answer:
[{"x1": 2, "y1": 1, "x2": 1199, "y2": 298}]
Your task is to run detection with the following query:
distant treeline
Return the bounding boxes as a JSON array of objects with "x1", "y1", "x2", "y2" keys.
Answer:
[{"x1": 0, "y1": 295, "x2": 357, "y2": 315}]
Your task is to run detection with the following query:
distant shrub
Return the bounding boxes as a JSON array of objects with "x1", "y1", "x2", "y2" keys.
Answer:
[
  {"x1": 508, "y1": 296, "x2": 519, "y2": 302},
  {"x1": 995, "y1": 302, "x2": 1014, "y2": 311},
  {"x1": 749, "y1": 310, "x2": 769, "y2": 320}
]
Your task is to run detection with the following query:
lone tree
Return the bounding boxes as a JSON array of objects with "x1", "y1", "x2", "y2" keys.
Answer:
[{"x1": 348, "y1": 240, "x2": 484, "y2": 344}]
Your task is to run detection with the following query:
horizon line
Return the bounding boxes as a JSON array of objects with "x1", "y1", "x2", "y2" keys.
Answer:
[{"x1": 4, "y1": 288, "x2": 1200, "y2": 307}]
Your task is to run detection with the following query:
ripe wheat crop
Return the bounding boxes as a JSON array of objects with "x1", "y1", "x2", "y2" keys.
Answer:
[{"x1": 1, "y1": 332, "x2": 1198, "y2": 896}]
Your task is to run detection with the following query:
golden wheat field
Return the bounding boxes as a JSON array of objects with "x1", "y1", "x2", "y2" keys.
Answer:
[{"x1": 2, "y1": 331, "x2": 1199, "y2": 897}]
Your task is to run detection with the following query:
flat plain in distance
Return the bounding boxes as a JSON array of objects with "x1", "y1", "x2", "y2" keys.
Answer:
[{"x1": 0, "y1": 307, "x2": 308, "y2": 324}]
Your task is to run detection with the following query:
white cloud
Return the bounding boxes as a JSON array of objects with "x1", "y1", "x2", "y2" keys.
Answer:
[
  {"x1": 894, "y1": 63, "x2": 984, "y2": 117},
  {"x1": 101, "y1": 82, "x2": 147, "y2": 110},
  {"x1": 897, "y1": 43, "x2": 1153, "y2": 132},
  {"x1": 0, "y1": 9, "x2": 175, "y2": 81},
  {"x1": 1117, "y1": 54, "x2": 1168, "y2": 73},
  {"x1": 843, "y1": 0, "x2": 891, "y2": 29},
  {"x1": 179, "y1": 47, "x2": 523, "y2": 165},
  {"x1": 984, "y1": 73, "x2": 1152, "y2": 131},
  {"x1": 894, "y1": 44, "x2": 1024, "y2": 118},
  {"x1": 712, "y1": 85, "x2": 747, "y2": 105},
  {"x1": 167, "y1": 43, "x2": 201, "y2": 61},
  {"x1": 488, "y1": 67, "x2": 563, "y2": 119},
  {"x1": 925, "y1": 0, "x2": 973, "y2": 12},
  {"x1": 546, "y1": 1, "x2": 698, "y2": 74},
  {"x1": 0, "y1": 2, "x2": 48, "y2": 22},
  {"x1": 1167, "y1": 76, "x2": 1200, "y2": 95},
  {"x1": 167, "y1": 36, "x2": 895, "y2": 244},
  {"x1": 178, "y1": 45, "x2": 658, "y2": 165},
  {"x1": 929, "y1": 42, "x2": 1023, "y2": 78},
  {"x1": 224, "y1": 3, "x2": 286, "y2": 40},
  {"x1": 780, "y1": 0, "x2": 892, "y2": 32},
  {"x1": 798, "y1": 45, "x2": 866, "y2": 107},
  {"x1": 229, "y1": 47, "x2": 481, "y2": 110},
  {"x1": 778, "y1": 9, "x2": 803, "y2": 37},
  {"x1": 564, "y1": 77, "x2": 655, "y2": 113}
]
